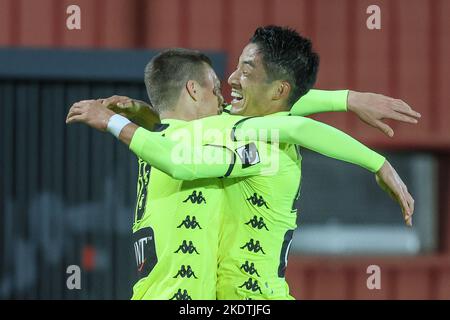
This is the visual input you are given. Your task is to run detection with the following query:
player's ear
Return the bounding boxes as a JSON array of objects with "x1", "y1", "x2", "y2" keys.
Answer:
[
  {"x1": 272, "y1": 80, "x2": 291, "y2": 101},
  {"x1": 186, "y1": 80, "x2": 199, "y2": 101}
]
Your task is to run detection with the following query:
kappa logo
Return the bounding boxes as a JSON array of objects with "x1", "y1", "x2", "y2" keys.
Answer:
[
  {"x1": 173, "y1": 265, "x2": 198, "y2": 279},
  {"x1": 235, "y1": 143, "x2": 260, "y2": 168},
  {"x1": 240, "y1": 261, "x2": 261, "y2": 277},
  {"x1": 177, "y1": 215, "x2": 202, "y2": 229},
  {"x1": 182, "y1": 191, "x2": 206, "y2": 204},
  {"x1": 174, "y1": 240, "x2": 200, "y2": 255},
  {"x1": 239, "y1": 278, "x2": 262, "y2": 294},
  {"x1": 169, "y1": 289, "x2": 192, "y2": 300},
  {"x1": 245, "y1": 215, "x2": 269, "y2": 231},
  {"x1": 240, "y1": 239, "x2": 266, "y2": 254},
  {"x1": 246, "y1": 193, "x2": 269, "y2": 209}
]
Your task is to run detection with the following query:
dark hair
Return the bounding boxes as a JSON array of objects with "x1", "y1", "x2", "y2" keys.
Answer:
[
  {"x1": 144, "y1": 48, "x2": 212, "y2": 111},
  {"x1": 250, "y1": 25, "x2": 320, "y2": 106}
]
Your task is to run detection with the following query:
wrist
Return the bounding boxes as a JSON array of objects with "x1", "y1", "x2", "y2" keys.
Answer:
[
  {"x1": 347, "y1": 90, "x2": 357, "y2": 113},
  {"x1": 107, "y1": 114, "x2": 131, "y2": 138},
  {"x1": 376, "y1": 159, "x2": 389, "y2": 175}
]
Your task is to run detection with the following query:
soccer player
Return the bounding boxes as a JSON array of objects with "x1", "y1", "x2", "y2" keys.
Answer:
[
  {"x1": 102, "y1": 27, "x2": 418, "y2": 299},
  {"x1": 67, "y1": 40, "x2": 414, "y2": 300}
]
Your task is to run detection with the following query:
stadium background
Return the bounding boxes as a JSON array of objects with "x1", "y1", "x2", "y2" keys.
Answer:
[{"x1": 0, "y1": 0, "x2": 449, "y2": 299}]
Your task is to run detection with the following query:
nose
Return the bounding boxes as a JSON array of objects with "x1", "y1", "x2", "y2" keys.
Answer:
[{"x1": 228, "y1": 69, "x2": 241, "y2": 88}]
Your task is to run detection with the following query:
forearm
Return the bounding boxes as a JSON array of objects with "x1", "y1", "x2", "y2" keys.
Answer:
[
  {"x1": 290, "y1": 89, "x2": 349, "y2": 116},
  {"x1": 118, "y1": 122, "x2": 138, "y2": 146},
  {"x1": 125, "y1": 127, "x2": 232, "y2": 180},
  {"x1": 235, "y1": 116, "x2": 385, "y2": 173}
]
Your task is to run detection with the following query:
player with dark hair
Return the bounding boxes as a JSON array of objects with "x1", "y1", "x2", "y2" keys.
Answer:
[{"x1": 230, "y1": 26, "x2": 320, "y2": 114}]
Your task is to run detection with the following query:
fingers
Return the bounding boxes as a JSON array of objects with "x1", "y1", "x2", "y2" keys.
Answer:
[
  {"x1": 102, "y1": 95, "x2": 131, "y2": 108},
  {"x1": 406, "y1": 216, "x2": 412, "y2": 227},
  {"x1": 378, "y1": 163, "x2": 412, "y2": 227},
  {"x1": 404, "y1": 187, "x2": 414, "y2": 213},
  {"x1": 395, "y1": 173, "x2": 414, "y2": 224},
  {"x1": 396, "y1": 188, "x2": 410, "y2": 222},
  {"x1": 106, "y1": 101, "x2": 134, "y2": 111},
  {"x1": 70, "y1": 100, "x2": 92, "y2": 111},
  {"x1": 374, "y1": 120, "x2": 394, "y2": 137},
  {"x1": 376, "y1": 161, "x2": 415, "y2": 227},
  {"x1": 66, "y1": 102, "x2": 89, "y2": 123},
  {"x1": 393, "y1": 171, "x2": 414, "y2": 227},
  {"x1": 75, "y1": 99, "x2": 95, "y2": 105},
  {"x1": 389, "y1": 110, "x2": 419, "y2": 124},
  {"x1": 103, "y1": 98, "x2": 116, "y2": 107},
  {"x1": 392, "y1": 99, "x2": 421, "y2": 118},
  {"x1": 402, "y1": 186, "x2": 415, "y2": 227},
  {"x1": 394, "y1": 181, "x2": 414, "y2": 227},
  {"x1": 116, "y1": 101, "x2": 135, "y2": 109},
  {"x1": 66, "y1": 113, "x2": 84, "y2": 124},
  {"x1": 66, "y1": 105, "x2": 83, "y2": 121}
]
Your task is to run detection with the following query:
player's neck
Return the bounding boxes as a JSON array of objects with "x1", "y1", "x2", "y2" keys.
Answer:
[
  {"x1": 240, "y1": 101, "x2": 290, "y2": 116},
  {"x1": 265, "y1": 101, "x2": 290, "y2": 115},
  {"x1": 160, "y1": 107, "x2": 197, "y2": 122},
  {"x1": 160, "y1": 94, "x2": 204, "y2": 121}
]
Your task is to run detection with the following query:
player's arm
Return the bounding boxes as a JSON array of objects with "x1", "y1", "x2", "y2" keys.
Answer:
[
  {"x1": 234, "y1": 115, "x2": 385, "y2": 172},
  {"x1": 234, "y1": 115, "x2": 414, "y2": 225},
  {"x1": 100, "y1": 95, "x2": 160, "y2": 131},
  {"x1": 65, "y1": 100, "x2": 413, "y2": 224},
  {"x1": 125, "y1": 126, "x2": 275, "y2": 180},
  {"x1": 65, "y1": 100, "x2": 265, "y2": 180},
  {"x1": 291, "y1": 89, "x2": 421, "y2": 137},
  {"x1": 291, "y1": 89, "x2": 349, "y2": 115},
  {"x1": 126, "y1": 126, "x2": 238, "y2": 180}
]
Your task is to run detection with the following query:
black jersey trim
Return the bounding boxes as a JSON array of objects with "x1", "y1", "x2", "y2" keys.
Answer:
[
  {"x1": 203, "y1": 144, "x2": 236, "y2": 178},
  {"x1": 230, "y1": 116, "x2": 258, "y2": 142},
  {"x1": 153, "y1": 123, "x2": 169, "y2": 132}
]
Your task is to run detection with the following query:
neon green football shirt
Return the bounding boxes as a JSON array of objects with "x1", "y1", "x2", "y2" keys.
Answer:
[
  {"x1": 131, "y1": 119, "x2": 224, "y2": 300},
  {"x1": 130, "y1": 116, "x2": 284, "y2": 300},
  {"x1": 128, "y1": 90, "x2": 385, "y2": 300}
]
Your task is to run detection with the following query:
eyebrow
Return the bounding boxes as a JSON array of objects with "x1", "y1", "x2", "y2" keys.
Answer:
[{"x1": 242, "y1": 60, "x2": 256, "y2": 68}]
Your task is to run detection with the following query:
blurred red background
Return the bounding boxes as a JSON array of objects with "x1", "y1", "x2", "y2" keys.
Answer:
[{"x1": 1, "y1": 0, "x2": 449, "y2": 299}]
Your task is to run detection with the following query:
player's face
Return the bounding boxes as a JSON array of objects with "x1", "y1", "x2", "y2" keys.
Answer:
[
  {"x1": 228, "y1": 43, "x2": 276, "y2": 116},
  {"x1": 195, "y1": 65, "x2": 224, "y2": 119}
]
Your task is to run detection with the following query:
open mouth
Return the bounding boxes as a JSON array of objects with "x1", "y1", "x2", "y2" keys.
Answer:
[{"x1": 231, "y1": 89, "x2": 244, "y2": 107}]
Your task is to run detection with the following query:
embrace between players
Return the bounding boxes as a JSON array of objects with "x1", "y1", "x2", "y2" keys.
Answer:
[{"x1": 66, "y1": 26, "x2": 419, "y2": 300}]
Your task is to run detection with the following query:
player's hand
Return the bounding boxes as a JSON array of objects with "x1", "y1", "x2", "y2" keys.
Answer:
[
  {"x1": 375, "y1": 160, "x2": 414, "y2": 227},
  {"x1": 100, "y1": 95, "x2": 160, "y2": 130},
  {"x1": 101, "y1": 95, "x2": 140, "y2": 117},
  {"x1": 66, "y1": 99, "x2": 115, "y2": 132},
  {"x1": 347, "y1": 91, "x2": 421, "y2": 137}
]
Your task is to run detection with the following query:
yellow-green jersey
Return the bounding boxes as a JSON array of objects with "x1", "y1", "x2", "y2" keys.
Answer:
[
  {"x1": 131, "y1": 119, "x2": 223, "y2": 300},
  {"x1": 218, "y1": 123, "x2": 301, "y2": 300},
  {"x1": 215, "y1": 90, "x2": 384, "y2": 300},
  {"x1": 130, "y1": 116, "x2": 283, "y2": 300},
  {"x1": 127, "y1": 89, "x2": 386, "y2": 300}
]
